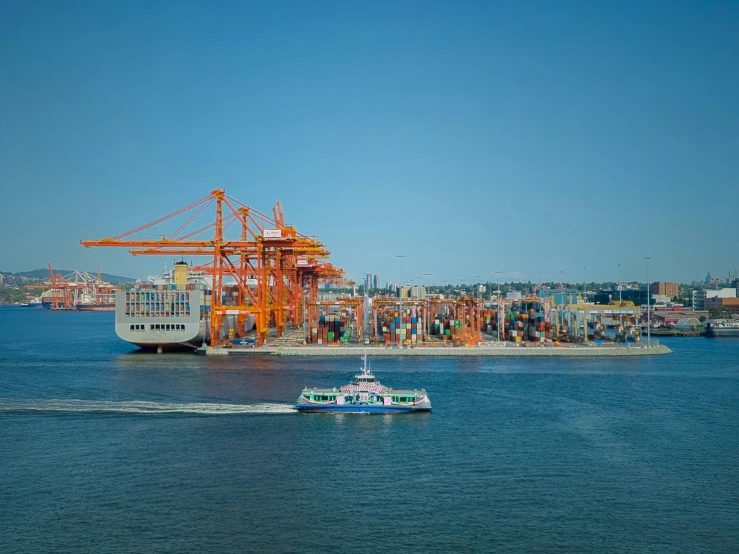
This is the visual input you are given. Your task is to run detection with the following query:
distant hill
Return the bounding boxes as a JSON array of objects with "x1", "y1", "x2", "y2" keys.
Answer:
[{"x1": 4, "y1": 269, "x2": 137, "y2": 284}]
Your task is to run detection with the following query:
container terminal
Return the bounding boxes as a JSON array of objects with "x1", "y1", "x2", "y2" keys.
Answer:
[
  {"x1": 22, "y1": 264, "x2": 118, "y2": 311},
  {"x1": 79, "y1": 189, "x2": 671, "y2": 356}
]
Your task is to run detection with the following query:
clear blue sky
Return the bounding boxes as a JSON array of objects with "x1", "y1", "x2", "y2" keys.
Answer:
[{"x1": 1, "y1": 0, "x2": 737, "y2": 285}]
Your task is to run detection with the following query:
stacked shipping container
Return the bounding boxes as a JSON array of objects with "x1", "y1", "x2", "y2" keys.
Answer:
[
  {"x1": 505, "y1": 310, "x2": 552, "y2": 343},
  {"x1": 377, "y1": 306, "x2": 424, "y2": 345},
  {"x1": 309, "y1": 314, "x2": 352, "y2": 345}
]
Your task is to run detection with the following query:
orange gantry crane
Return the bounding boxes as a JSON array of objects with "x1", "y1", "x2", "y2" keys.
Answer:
[{"x1": 80, "y1": 189, "x2": 346, "y2": 346}]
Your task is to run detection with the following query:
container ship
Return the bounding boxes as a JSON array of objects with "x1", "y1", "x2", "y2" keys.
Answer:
[
  {"x1": 76, "y1": 291, "x2": 116, "y2": 312},
  {"x1": 20, "y1": 297, "x2": 43, "y2": 308},
  {"x1": 115, "y1": 262, "x2": 213, "y2": 351},
  {"x1": 41, "y1": 290, "x2": 62, "y2": 309},
  {"x1": 76, "y1": 301, "x2": 116, "y2": 312}
]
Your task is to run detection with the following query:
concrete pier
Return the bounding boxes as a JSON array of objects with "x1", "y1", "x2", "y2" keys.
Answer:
[{"x1": 203, "y1": 343, "x2": 672, "y2": 357}]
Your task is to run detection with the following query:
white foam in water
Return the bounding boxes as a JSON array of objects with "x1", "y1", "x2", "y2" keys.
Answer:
[{"x1": 0, "y1": 398, "x2": 296, "y2": 415}]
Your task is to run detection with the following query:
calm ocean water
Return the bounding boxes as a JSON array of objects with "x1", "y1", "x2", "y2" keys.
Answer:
[{"x1": 0, "y1": 307, "x2": 737, "y2": 553}]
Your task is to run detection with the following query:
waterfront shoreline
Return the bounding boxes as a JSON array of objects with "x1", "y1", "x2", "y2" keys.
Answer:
[{"x1": 202, "y1": 344, "x2": 673, "y2": 357}]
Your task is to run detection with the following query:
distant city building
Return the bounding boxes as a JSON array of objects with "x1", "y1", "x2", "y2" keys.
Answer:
[
  {"x1": 594, "y1": 289, "x2": 650, "y2": 306},
  {"x1": 410, "y1": 285, "x2": 426, "y2": 299},
  {"x1": 539, "y1": 288, "x2": 579, "y2": 304},
  {"x1": 705, "y1": 272, "x2": 712, "y2": 285},
  {"x1": 650, "y1": 282, "x2": 679, "y2": 298},
  {"x1": 692, "y1": 290, "x2": 705, "y2": 310},
  {"x1": 373, "y1": 274, "x2": 379, "y2": 289},
  {"x1": 651, "y1": 294, "x2": 672, "y2": 305},
  {"x1": 364, "y1": 274, "x2": 372, "y2": 293},
  {"x1": 706, "y1": 297, "x2": 739, "y2": 316},
  {"x1": 693, "y1": 288, "x2": 737, "y2": 311},
  {"x1": 396, "y1": 285, "x2": 412, "y2": 299}
]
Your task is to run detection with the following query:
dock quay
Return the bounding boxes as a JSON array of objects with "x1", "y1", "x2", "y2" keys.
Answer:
[{"x1": 198, "y1": 343, "x2": 672, "y2": 357}]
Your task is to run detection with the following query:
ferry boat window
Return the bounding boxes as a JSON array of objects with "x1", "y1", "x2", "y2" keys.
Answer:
[{"x1": 130, "y1": 325, "x2": 134, "y2": 331}]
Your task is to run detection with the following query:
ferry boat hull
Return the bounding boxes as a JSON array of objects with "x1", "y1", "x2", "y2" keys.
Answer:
[{"x1": 295, "y1": 403, "x2": 431, "y2": 413}]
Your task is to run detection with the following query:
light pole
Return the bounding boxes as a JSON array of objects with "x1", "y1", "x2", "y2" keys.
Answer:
[
  {"x1": 645, "y1": 257, "x2": 651, "y2": 347},
  {"x1": 560, "y1": 270, "x2": 564, "y2": 297},
  {"x1": 424, "y1": 273, "x2": 432, "y2": 340},
  {"x1": 396, "y1": 255, "x2": 405, "y2": 315},
  {"x1": 416, "y1": 276, "x2": 421, "y2": 300},
  {"x1": 494, "y1": 271, "x2": 502, "y2": 342},
  {"x1": 618, "y1": 263, "x2": 622, "y2": 303},
  {"x1": 583, "y1": 267, "x2": 586, "y2": 303}
]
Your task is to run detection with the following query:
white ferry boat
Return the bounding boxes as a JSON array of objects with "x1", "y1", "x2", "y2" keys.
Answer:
[{"x1": 295, "y1": 354, "x2": 432, "y2": 413}]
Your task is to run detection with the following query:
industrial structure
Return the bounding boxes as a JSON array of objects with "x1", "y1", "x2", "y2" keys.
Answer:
[
  {"x1": 81, "y1": 189, "x2": 354, "y2": 347},
  {"x1": 23, "y1": 264, "x2": 118, "y2": 310},
  {"x1": 77, "y1": 189, "x2": 656, "y2": 351}
]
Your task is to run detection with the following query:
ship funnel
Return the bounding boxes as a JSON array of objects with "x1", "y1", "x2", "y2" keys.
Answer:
[{"x1": 174, "y1": 261, "x2": 188, "y2": 286}]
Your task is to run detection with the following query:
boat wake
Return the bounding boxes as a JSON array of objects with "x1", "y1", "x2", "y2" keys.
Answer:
[{"x1": 0, "y1": 398, "x2": 296, "y2": 415}]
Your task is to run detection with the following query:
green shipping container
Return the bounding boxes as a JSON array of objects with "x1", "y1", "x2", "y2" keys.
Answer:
[{"x1": 328, "y1": 332, "x2": 334, "y2": 340}]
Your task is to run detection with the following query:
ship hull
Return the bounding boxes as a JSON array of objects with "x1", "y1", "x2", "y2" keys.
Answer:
[
  {"x1": 706, "y1": 329, "x2": 739, "y2": 338},
  {"x1": 295, "y1": 404, "x2": 431, "y2": 413},
  {"x1": 129, "y1": 341, "x2": 203, "y2": 352},
  {"x1": 76, "y1": 303, "x2": 115, "y2": 312},
  {"x1": 115, "y1": 320, "x2": 207, "y2": 351},
  {"x1": 115, "y1": 289, "x2": 209, "y2": 351}
]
